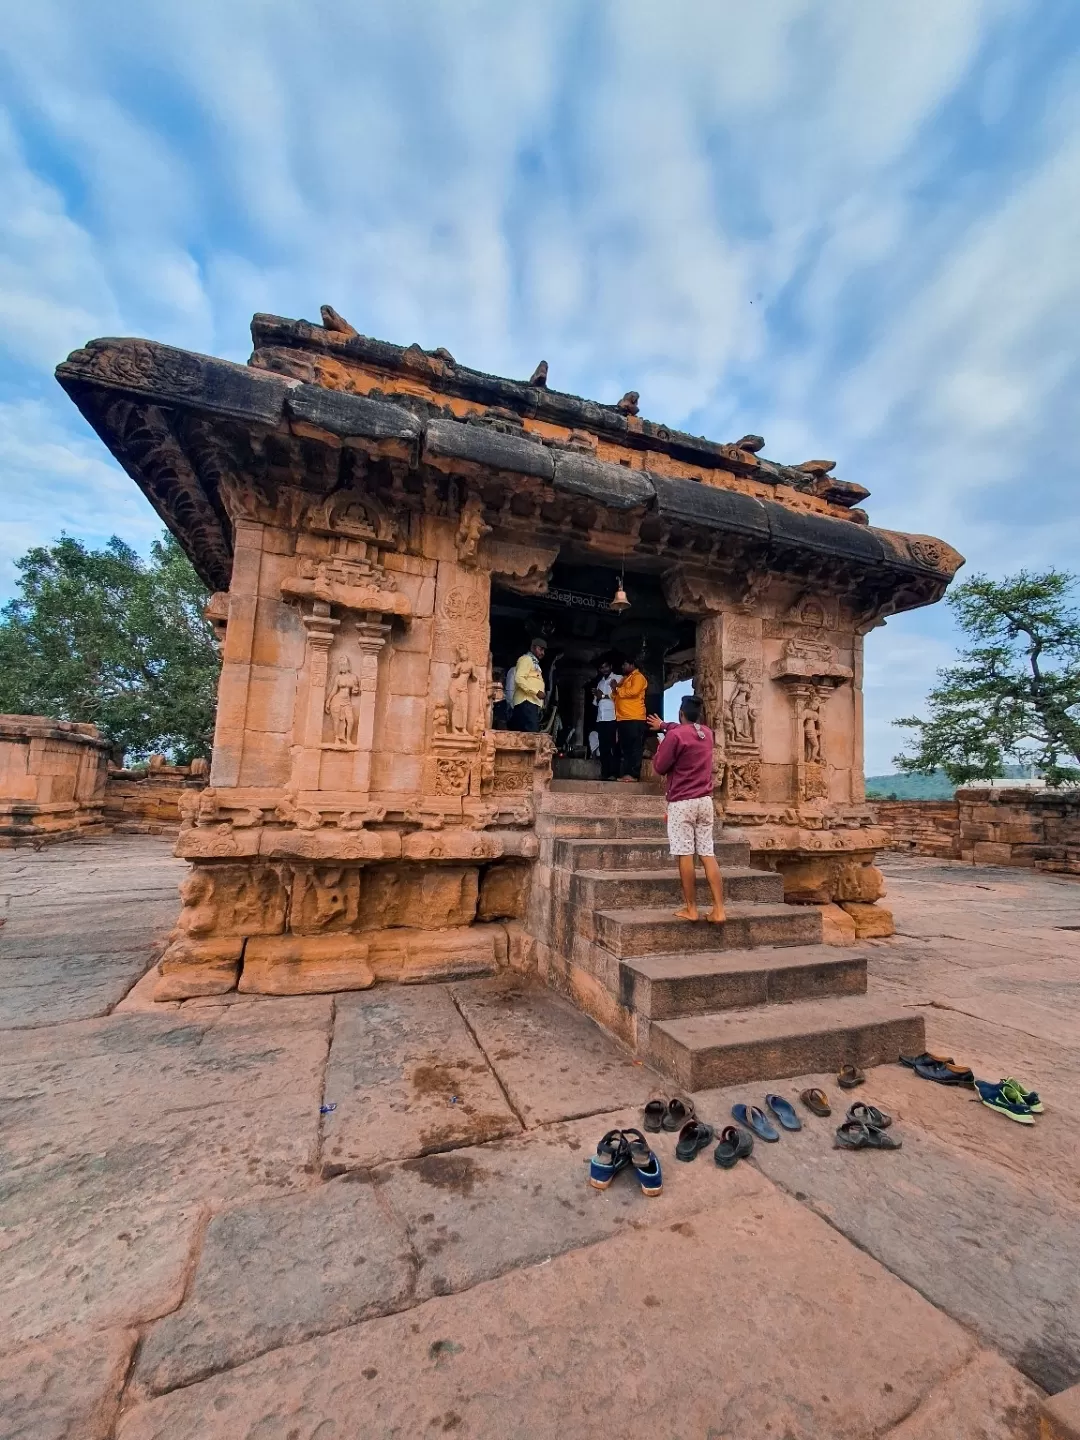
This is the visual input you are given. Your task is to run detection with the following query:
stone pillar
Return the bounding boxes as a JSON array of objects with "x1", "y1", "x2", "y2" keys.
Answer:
[
  {"x1": 210, "y1": 519, "x2": 264, "y2": 787},
  {"x1": 352, "y1": 616, "x2": 392, "y2": 793},
  {"x1": 293, "y1": 603, "x2": 340, "y2": 792}
]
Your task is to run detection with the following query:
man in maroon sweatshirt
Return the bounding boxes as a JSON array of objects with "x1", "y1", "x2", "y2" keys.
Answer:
[{"x1": 647, "y1": 695, "x2": 725, "y2": 923}]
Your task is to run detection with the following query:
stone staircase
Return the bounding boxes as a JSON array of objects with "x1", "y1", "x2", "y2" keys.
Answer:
[{"x1": 533, "y1": 781, "x2": 922, "y2": 1089}]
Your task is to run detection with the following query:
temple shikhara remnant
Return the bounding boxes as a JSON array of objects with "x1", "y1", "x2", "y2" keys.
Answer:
[{"x1": 55, "y1": 311, "x2": 962, "y2": 1079}]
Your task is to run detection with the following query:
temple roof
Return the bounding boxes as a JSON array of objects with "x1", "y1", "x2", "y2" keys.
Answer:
[{"x1": 54, "y1": 317, "x2": 964, "y2": 617}]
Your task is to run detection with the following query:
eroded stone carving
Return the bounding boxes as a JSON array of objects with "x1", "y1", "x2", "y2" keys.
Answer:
[
  {"x1": 448, "y1": 646, "x2": 479, "y2": 735},
  {"x1": 455, "y1": 492, "x2": 492, "y2": 567},
  {"x1": 727, "y1": 760, "x2": 761, "y2": 802},
  {"x1": 325, "y1": 654, "x2": 360, "y2": 748}
]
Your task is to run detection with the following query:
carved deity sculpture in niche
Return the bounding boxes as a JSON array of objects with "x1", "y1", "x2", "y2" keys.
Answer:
[
  {"x1": 325, "y1": 654, "x2": 360, "y2": 747},
  {"x1": 455, "y1": 492, "x2": 492, "y2": 568},
  {"x1": 725, "y1": 664, "x2": 757, "y2": 746},
  {"x1": 448, "y1": 646, "x2": 479, "y2": 735},
  {"x1": 432, "y1": 701, "x2": 450, "y2": 739},
  {"x1": 803, "y1": 708, "x2": 822, "y2": 763}
]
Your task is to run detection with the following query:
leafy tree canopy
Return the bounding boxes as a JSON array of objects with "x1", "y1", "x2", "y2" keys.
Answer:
[
  {"x1": 0, "y1": 532, "x2": 219, "y2": 762},
  {"x1": 894, "y1": 569, "x2": 1080, "y2": 787}
]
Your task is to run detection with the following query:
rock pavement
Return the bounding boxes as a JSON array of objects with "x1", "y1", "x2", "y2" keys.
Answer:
[{"x1": 3, "y1": 839, "x2": 1077, "y2": 1436}]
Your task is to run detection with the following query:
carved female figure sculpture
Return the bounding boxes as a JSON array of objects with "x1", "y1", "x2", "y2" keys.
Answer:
[
  {"x1": 803, "y1": 708, "x2": 822, "y2": 763},
  {"x1": 727, "y1": 671, "x2": 756, "y2": 745},
  {"x1": 448, "y1": 646, "x2": 477, "y2": 735},
  {"x1": 325, "y1": 654, "x2": 360, "y2": 746}
]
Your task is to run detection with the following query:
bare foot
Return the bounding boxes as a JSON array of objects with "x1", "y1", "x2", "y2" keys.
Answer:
[
  {"x1": 707, "y1": 908, "x2": 727, "y2": 924},
  {"x1": 674, "y1": 906, "x2": 700, "y2": 921}
]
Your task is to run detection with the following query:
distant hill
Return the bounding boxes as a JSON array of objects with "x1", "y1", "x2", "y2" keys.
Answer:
[
  {"x1": 865, "y1": 765, "x2": 1039, "y2": 800},
  {"x1": 865, "y1": 771, "x2": 954, "y2": 800}
]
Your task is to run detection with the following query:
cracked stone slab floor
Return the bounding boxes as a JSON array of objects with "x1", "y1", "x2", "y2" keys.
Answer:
[{"x1": 2, "y1": 841, "x2": 1077, "y2": 1437}]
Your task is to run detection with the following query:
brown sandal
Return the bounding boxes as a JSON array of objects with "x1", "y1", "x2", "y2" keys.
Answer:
[
  {"x1": 799, "y1": 1087, "x2": 832, "y2": 1117},
  {"x1": 662, "y1": 1095, "x2": 695, "y2": 1131},
  {"x1": 643, "y1": 1094, "x2": 669, "y2": 1133},
  {"x1": 837, "y1": 1065, "x2": 866, "y2": 1090}
]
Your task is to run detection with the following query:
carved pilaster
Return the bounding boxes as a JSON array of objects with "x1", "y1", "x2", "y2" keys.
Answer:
[{"x1": 294, "y1": 603, "x2": 340, "y2": 791}]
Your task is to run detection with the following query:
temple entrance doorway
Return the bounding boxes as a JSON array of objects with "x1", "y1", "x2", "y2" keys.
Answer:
[{"x1": 489, "y1": 562, "x2": 695, "y2": 773}]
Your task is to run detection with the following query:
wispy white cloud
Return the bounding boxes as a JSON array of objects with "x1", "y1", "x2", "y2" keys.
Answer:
[{"x1": 0, "y1": 0, "x2": 1076, "y2": 769}]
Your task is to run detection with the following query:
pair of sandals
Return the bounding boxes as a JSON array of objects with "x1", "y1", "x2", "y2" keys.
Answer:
[
  {"x1": 834, "y1": 1101, "x2": 900, "y2": 1150},
  {"x1": 643, "y1": 1093, "x2": 695, "y2": 1134},
  {"x1": 729, "y1": 1095, "x2": 802, "y2": 1143},
  {"x1": 588, "y1": 1128, "x2": 663, "y2": 1196},
  {"x1": 900, "y1": 1050, "x2": 974, "y2": 1086}
]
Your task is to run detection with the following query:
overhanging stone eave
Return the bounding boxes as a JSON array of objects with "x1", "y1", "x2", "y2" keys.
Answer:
[{"x1": 54, "y1": 334, "x2": 964, "y2": 610}]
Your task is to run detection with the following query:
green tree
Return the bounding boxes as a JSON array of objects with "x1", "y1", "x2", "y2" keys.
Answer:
[
  {"x1": 894, "y1": 570, "x2": 1080, "y2": 787},
  {"x1": 0, "y1": 532, "x2": 219, "y2": 762}
]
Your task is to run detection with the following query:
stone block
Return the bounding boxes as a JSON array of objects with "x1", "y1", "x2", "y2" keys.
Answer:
[
  {"x1": 356, "y1": 864, "x2": 479, "y2": 930},
  {"x1": 1044, "y1": 1383, "x2": 1080, "y2": 1439},
  {"x1": 477, "y1": 861, "x2": 530, "y2": 920},
  {"x1": 840, "y1": 902, "x2": 895, "y2": 938},
  {"x1": 241, "y1": 934, "x2": 374, "y2": 993},
  {"x1": 156, "y1": 936, "x2": 243, "y2": 1000},
  {"x1": 386, "y1": 646, "x2": 434, "y2": 696},
  {"x1": 367, "y1": 924, "x2": 503, "y2": 983},
  {"x1": 289, "y1": 865, "x2": 361, "y2": 933},
  {"x1": 244, "y1": 666, "x2": 298, "y2": 733},
  {"x1": 370, "y1": 751, "x2": 422, "y2": 793},
  {"x1": 972, "y1": 841, "x2": 1017, "y2": 866},
  {"x1": 817, "y1": 902, "x2": 858, "y2": 945},
  {"x1": 237, "y1": 730, "x2": 290, "y2": 788}
]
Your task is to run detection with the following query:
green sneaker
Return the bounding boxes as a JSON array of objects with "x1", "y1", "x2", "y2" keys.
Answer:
[
  {"x1": 1000, "y1": 1078, "x2": 1043, "y2": 1114},
  {"x1": 975, "y1": 1080, "x2": 1035, "y2": 1125}
]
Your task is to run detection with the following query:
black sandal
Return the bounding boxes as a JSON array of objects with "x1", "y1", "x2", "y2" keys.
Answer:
[
  {"x1": 675, "y1": 1119, "x2": 715, "y2": 1162},
  {"x1": 714, "y1": 1125, "x2": 754, "y2": 1168},
  {"x1": 837, "y1": 1065, "x2": 866, "y2": 1090}
]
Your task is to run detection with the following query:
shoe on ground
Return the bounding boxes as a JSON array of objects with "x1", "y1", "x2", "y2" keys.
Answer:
[
  {"x1": 589, "y1": 1130, "x2": 631, "y2": 1188},
  {"x1": 975, "y1": 1079, "x2": 1035, "y2": 1125},
  {"x1": 999, "y1": 1077, "x2": 1043, "y2": 1113},
  {"x1": 622, "y1": 1127, "x2": 663, "y2": 1196}
]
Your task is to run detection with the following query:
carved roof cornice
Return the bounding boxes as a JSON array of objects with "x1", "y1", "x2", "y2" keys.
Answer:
[{"x1": 56, "y1": 334, "x2": 965, "y2": 614}]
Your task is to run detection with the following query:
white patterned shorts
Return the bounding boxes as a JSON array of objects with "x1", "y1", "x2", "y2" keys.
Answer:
[{"x1": 666, "y1": 795, "x2": 715, "y2": 857}]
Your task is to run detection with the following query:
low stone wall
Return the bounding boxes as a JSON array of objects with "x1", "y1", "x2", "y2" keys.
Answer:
[
  {"x1": 956, "y1": 787, "x2": 1080, "y2": 873},
  {"x1": 0, "y1": 715, "x2": 111, "y2": 846},
  {"x1": 874, "y1": 800, "x2": 961, "y2": 859},
  {"x1": 102, "y1": 761, "x2": 209, "y2": 834},
  {"x1": 873, "y1": 789, "x2": 1080, "y2": 873}
]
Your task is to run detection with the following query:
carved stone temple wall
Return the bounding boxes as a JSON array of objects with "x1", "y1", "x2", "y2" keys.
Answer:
[{"x1": 56, "y1": 311, "x2": 964, "y2": 996}]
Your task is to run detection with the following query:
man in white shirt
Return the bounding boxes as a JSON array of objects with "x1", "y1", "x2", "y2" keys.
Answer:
[{"x1": 593, "y1": 659, "x2": 619, "y2": 780}]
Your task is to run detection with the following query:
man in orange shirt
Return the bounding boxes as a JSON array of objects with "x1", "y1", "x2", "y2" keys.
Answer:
[{"x1": 611, "y1": 658, "x2": 648, "y2": 782}]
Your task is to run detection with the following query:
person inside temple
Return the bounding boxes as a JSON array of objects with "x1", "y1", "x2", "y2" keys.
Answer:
[
  {"x1": 611, "y1": 656, "x2": 648, "y2": 781},
  {"x1": 592, "y1": 658, "x2": 619, "y2": 781},
  {"x1": 510, "y1": 637, "x2": 547, "y2": 731}
]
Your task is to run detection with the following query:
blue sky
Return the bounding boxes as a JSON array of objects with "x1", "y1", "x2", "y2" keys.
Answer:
[{"x1": 2, "y1": 0, "x2": 1079, "y2": 772}]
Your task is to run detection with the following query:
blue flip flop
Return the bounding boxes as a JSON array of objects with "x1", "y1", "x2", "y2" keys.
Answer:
[
  {"x1": 765, "y1": 1094, "x2": 802, "y2": 1131},
  {"x1": 731, "y1": 1103, "x2": 779, "y2": 1142}
]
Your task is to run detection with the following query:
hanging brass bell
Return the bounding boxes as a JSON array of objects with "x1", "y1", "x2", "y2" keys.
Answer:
[{"x1": 609, "y1": 576, "x2": 631, "y2": 613}]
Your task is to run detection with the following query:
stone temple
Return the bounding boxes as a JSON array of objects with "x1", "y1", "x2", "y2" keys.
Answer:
[{"x1": 55, "y1": 312, "x2": 962, "y2": 1083}]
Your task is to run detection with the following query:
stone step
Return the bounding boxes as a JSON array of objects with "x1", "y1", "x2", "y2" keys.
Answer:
[
  {"x1": 540, "y1": 790, "x2": 664, "y2": 818},
  {"x1": 595, "y1": 902, "x2": 822, "y2": 957},
  {"x1": 619, "y1": 945, "x2": 867, "y2": 1022},
  {"x1": 572, "y1": 866, "x2": 785, "y2": 910},
  {"x1": 649, "y1": 997, "x2": 924, "y2": 1090},
  {"x1": 553, "y1": 836, "x2": 752, "y2": 872}
]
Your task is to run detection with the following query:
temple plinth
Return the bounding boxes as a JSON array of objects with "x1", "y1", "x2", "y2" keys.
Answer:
[{"x1": 56, "y1": 314, "x2": 963, "y2": 1010}]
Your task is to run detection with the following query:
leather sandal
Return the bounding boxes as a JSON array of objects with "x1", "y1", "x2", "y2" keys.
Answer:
[
  {"x1": 675, "y1": 1119, "x2": 715, "y2": 1162},
  {"x1": 662, "y1": 1095, "x2": 695, "y2": 1132},
  {"x1": 799, "y1": 1087, "x2": 831, "y2": 1117},
  {"x1": 837, "y1": 1064, "x2": 866, "y2": 1090},
  {"x1": 714, "y1": 1125, "x2": 754, "y2": 1168},
  {"x1": 643, "y1": 1095, "x2": 669, "y2": 1133}
]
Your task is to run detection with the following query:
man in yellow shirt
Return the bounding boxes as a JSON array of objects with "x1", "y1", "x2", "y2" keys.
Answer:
[
  {"x1": 510, "y1": 637, "x2": 547, "y2": 731},
  {"x1": 611, "y1": 658, "x2": 648, "y2": 781}
]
